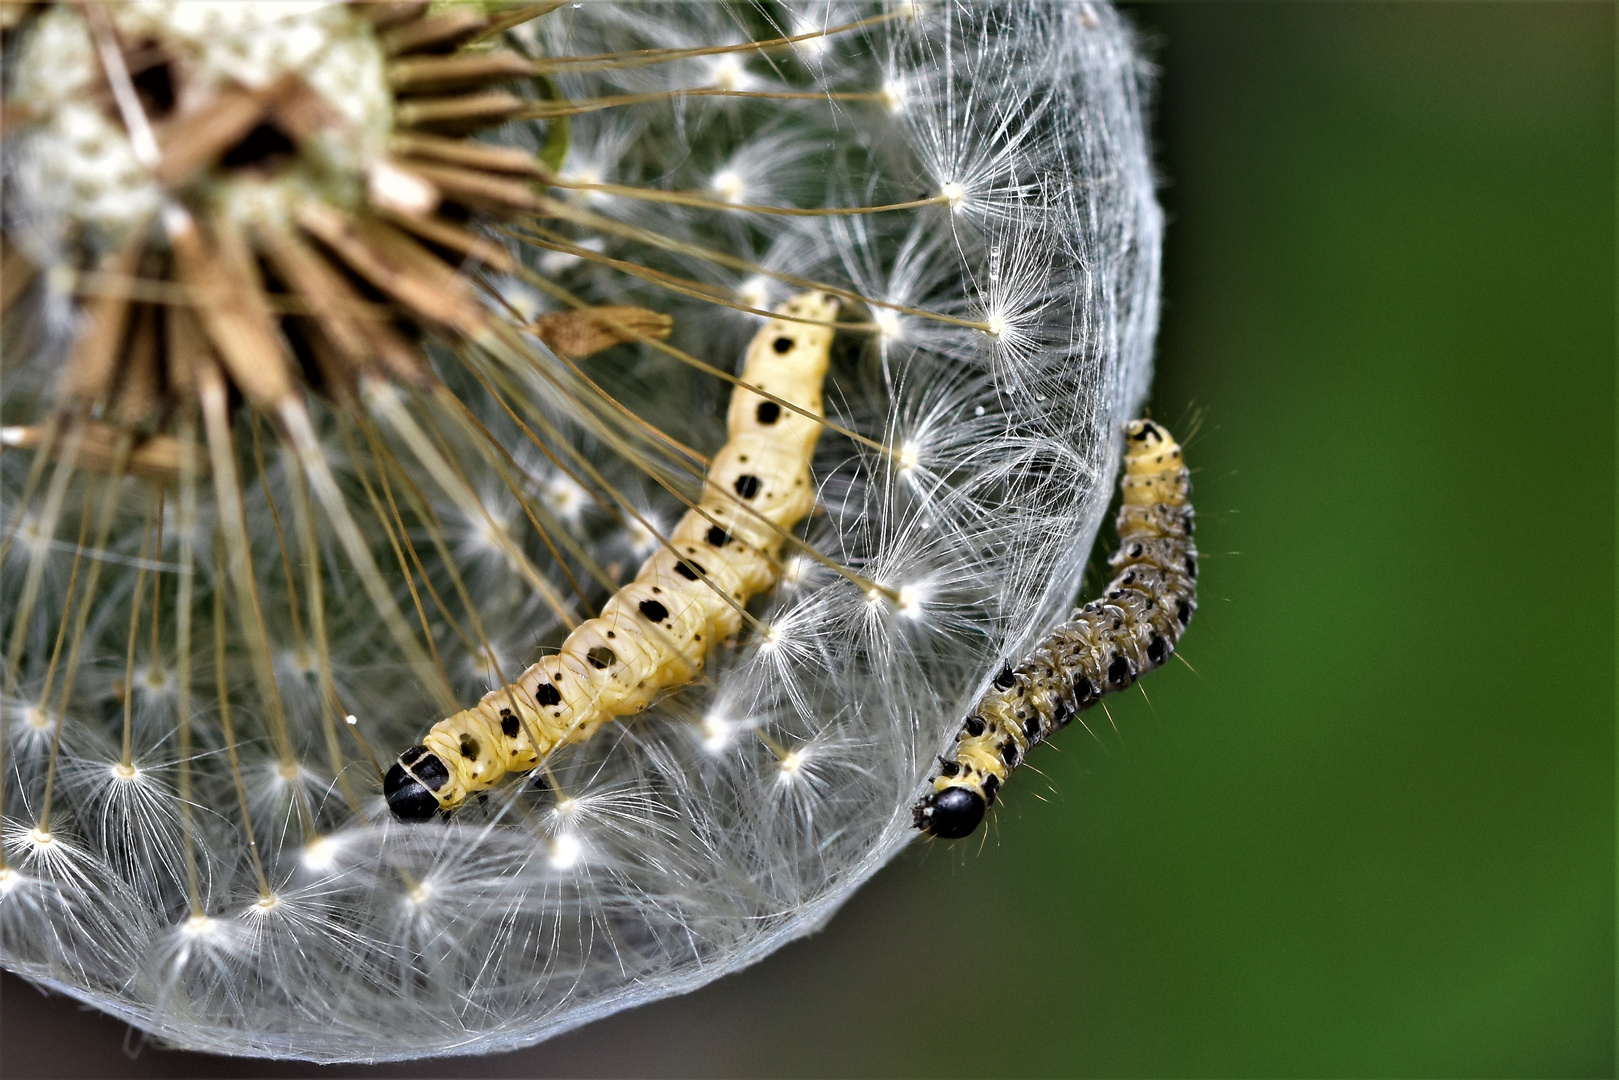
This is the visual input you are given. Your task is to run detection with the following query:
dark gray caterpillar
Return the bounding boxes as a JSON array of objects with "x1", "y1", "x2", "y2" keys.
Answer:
[{"x1": 913, "y1": 419, "x2": 1196, "y2": 839}]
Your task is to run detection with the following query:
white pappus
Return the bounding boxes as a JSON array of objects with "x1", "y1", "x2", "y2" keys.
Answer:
[{"x1": 0, "y1": 0, "x2": 1161, "y2": 1061}]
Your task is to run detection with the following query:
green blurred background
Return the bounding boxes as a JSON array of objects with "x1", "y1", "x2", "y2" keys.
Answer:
[{"x1": 3, "y1": 4, "x2": 1611, "y2": 1076}]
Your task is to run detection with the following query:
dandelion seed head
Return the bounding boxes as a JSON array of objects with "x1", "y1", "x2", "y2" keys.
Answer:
[
  {"x1": 538, "y1": 246, "x2": 584, "y2": 275},
  {"x1": 710, "y1": 168, "x2": 746, "y2": 204},
  {"x1": 2, "y1": 0, "x2": 1161, "y2": 1061},
  {"x1": 624, "y1": 516, "x2": 661, "y2": 556},
  {"x1": 780, "y1": 554, "x2": 810, "y2": 587},
  {"x1": 707, "y1": 55, "x2": 751, "y2": 92},
  {"x1": 548, "y1": 833, "x2": 582, "y2": 870},
  {"x1": 499, "y1": 281, "x2": 546, "y2": 324},
  {"x1": 4, "y1": 508, "x2": 55, "y2": 561},
  {"x1": 276, "y1": 647, "x2": 320, "y2": 681},
  {"x1": 472, "y1": 508, "x2": 513, "y2": 556},
  {"x1": 789, "y1": 15, "x2": 829, "y2": 60},
  {"x1": 873, "y1": 307, "x2": 905, "y2": 341},
  {"x1": 880, "y1": 77, "x2": 908, "y2": 114},
  {"x1": 736, "y1": 275, "x2": 774, "y2": 313},
  {"x1": 543, "y1": 474, "x2": 589, "y2": 525},
  {"x1": 466, "y1": 647, "x2": 509, "y2": 687},
  {"x1": 701, "y1": 713, "x2": 734, "y2": 754},
  {"x1": 139, "y1": 663, "x2": 172, "y2": 694},
  {"x1": 562, "y1": 164, "x2": 603, "y2": 195},
  {"x1": 300, "y1": 837, "x2": 337, "y2": 872}
]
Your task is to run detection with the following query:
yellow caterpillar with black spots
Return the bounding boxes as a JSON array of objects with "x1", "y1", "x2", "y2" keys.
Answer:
[
  {"x1": 913, "y1": 419, "x2": 1196, "y2": 839},
  {"x1": 386, "y1": 292, "x2": 840, "y2": 820}
]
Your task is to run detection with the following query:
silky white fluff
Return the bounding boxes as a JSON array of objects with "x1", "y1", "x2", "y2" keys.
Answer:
[{"x1": 0, "y1": 1, "x2": 1161, "y2": 1060}]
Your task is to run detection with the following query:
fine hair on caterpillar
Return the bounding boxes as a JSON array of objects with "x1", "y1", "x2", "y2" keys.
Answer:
[
  {"x1": 386, "y1": 291, "x2": 840, "y2": 820},
  {"x1": 914, "y1": 420, "x2": 1196, "y2": 839}
]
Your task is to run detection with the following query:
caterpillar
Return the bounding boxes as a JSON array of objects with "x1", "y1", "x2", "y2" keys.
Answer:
[
  {"x1": 913, "y1": 419, "x2": 1197, "y2": 839},
  {"x1": 385, "y1": 291, "x2": 840, "y2": 820}
]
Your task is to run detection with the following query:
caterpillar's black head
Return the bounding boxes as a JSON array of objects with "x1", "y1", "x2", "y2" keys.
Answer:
[
  {"x1": 385, "y1": 746, "x2": 447, "y2": 822},
  {"x1": 913, "y1": 785, "x2": 986, "y2": 839},
  {"x1": 1125, "y1": 418, "x2": 1164, "y2": 445}
]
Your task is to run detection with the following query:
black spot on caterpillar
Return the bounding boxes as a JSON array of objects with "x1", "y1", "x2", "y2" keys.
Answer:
[
  {"x1": 386, "y1": 292, "x2": 840, "y2": 821},
  {"x1": 912, "y1": 420, "x2": 1197, "y2": 840}
]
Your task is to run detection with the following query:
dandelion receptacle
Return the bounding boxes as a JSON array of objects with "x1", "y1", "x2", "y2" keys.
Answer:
[{"x1": 0, "y1": 1, "x2": 1164, "y2": 1060}]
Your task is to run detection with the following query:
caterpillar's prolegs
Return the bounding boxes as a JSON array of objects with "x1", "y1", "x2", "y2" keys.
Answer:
[{"x1": 914, "y1": 419, "x2": 1197, "y2": 839}]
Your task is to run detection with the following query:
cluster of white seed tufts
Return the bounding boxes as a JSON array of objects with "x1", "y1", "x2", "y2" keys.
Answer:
[
  {"x1": 0, "y1": 0, "x2": 1161, "y2": 1062},
  {"x1": 8, "y1": 1, "x2": 390, "y2": 254}
]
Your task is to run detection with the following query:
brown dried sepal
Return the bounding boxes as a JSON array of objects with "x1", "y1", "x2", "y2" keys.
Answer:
[
  {"x1": 533, "y1": 307, "x2": 673, "y2": 359},
  {"x1": 384, "y1": 210, "x2": 517, "y2": 274},
  {"x1": 59, "y1": 232, "x2": 147, "y2": 408},
  {"x1": 381, "y1": 7, "x2": 487, "y2": 55},
  {"x1": 401, "y1": 158, "x2": 548, "y2": 213},
  {"x1": 153, "y1": 73, "x2": 299, "y2": 189},
  {"x1": 388, "y1": 52, "x2": 536, "y2": 95},
  {"x1": 266, "y1": 75, "x2": 346, "y2": 146},
  {"x1": 168, "y1": 209, "x2": 297, "y2": 409},
  {"x1": 110, "y1": 303, "x2": 162, "y2": 425},
  {"x1": 396, "y1": 91, "x2": 525, "y2": 133},
  {"x1": 390, "y1": 130, "x2": 548, "y2": 178},
  {"x1": 1, "y1": 421, "x2": 205, "y2": 482},
  {"x1": 295, "y1": 201, "x2": 488, "y2": 337}
]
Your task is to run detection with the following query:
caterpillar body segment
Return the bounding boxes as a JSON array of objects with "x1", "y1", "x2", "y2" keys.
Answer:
[
  {"x1": 913, "y1": 420, "x2": 1197, "y2": 839},
  {"x1": 386, "y1": 292, "x2": 840, "y2": 820}
]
